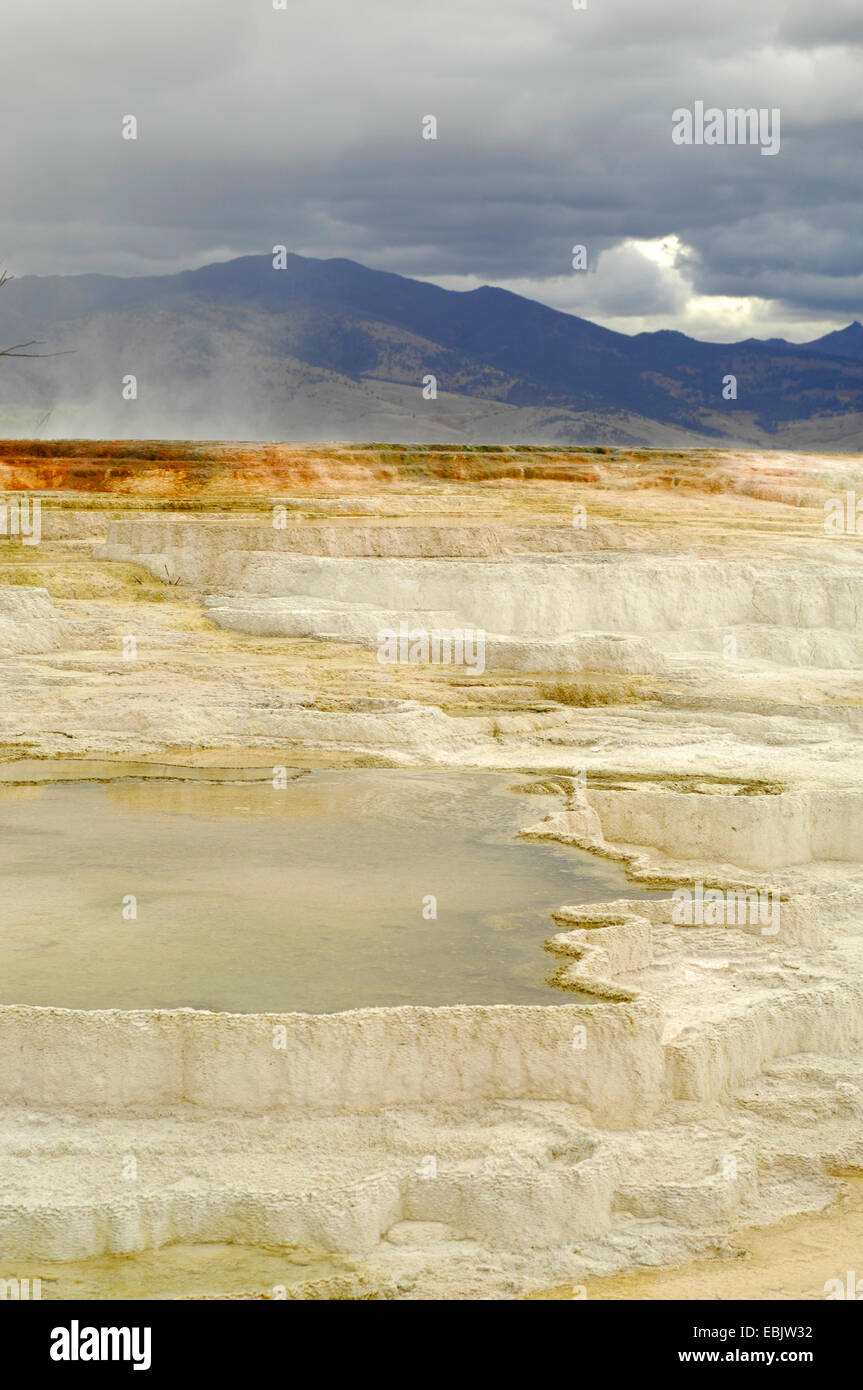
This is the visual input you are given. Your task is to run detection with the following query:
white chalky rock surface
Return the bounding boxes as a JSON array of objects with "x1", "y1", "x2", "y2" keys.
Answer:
[{"x1": 4, "y1": 448, "x2": 863, "y2": 1297}]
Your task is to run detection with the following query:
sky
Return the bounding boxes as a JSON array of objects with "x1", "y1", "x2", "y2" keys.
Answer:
[{"x1": 3, "y1": 0, "x2": 862, "y2": 342}]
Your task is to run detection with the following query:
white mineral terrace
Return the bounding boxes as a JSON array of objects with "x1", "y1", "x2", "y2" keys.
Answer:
[{"x1": 3, "y1": 445, "x2": 863, "y2": 1299}]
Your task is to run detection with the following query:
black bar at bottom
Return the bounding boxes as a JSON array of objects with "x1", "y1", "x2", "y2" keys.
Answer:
[{"x1": 6, "y1": 1296, "x2": 856, "y2": 1375}]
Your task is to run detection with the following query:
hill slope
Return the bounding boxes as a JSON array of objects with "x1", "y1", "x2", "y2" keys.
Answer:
[{"x1": 1, "y1": 254, "x2": 862, "y2": 448}]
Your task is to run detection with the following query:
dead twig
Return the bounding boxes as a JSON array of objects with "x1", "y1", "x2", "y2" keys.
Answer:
[{"x1": 1, "y1": 269, "x2": 75, "y2": 357}]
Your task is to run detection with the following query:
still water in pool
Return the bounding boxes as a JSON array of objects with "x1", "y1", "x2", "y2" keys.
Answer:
[{"x1": 0, "y1": 768, "x2": 651, "y2": 1012}]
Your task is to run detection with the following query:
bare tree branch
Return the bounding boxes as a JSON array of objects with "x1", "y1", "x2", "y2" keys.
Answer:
[
  {"x1": 0, "y1": 340, "x2": 75, "y2": 358},
  {"x1": 1, "y1": 270, "x2": 75, "y2": 357}
]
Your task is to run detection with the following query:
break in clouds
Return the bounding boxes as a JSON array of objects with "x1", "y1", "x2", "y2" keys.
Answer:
[{"x1": 3, "y1": 0, "x2": 863, "y2": 340}]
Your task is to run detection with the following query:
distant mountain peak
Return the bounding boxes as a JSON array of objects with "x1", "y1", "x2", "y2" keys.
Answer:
[
  {"x1": 4, "y1": 251, "x2": 863, "y2": 448},
  {"x1": 805, "y1": 320, "x2": 863, "y2": 362}
]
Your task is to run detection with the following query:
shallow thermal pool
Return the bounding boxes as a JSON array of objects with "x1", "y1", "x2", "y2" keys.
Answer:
[
  {"x1": 0, "y1": 1243, "x2": 349, "y2": 1301},
  {"x1": 0, "y1": 766, "x2": 653, "y2": 1013}
]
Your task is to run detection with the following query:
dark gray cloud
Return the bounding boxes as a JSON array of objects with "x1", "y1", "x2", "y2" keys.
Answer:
[{"x1": 2, "y1": 0, "x2": 862, "y2": 338}]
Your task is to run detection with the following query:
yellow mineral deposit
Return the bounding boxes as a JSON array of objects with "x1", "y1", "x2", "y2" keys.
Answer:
[{"x1": 2, "y1": 441, "x2": 863, "y2": 1299}]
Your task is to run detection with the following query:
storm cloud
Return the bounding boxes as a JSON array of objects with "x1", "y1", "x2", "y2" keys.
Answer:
[{"x1": 2, "y1": 0, "x2": 861, "y2": 339}]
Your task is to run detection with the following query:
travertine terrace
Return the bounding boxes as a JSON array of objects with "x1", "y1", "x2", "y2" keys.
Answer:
[{"x1": 3, "y1": 439, "x2": 863, "y2": 1299}]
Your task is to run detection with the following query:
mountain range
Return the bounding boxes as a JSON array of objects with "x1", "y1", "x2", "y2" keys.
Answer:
[{"x1": 1, "y1": 252, "x2": 862, "y2": 449}]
